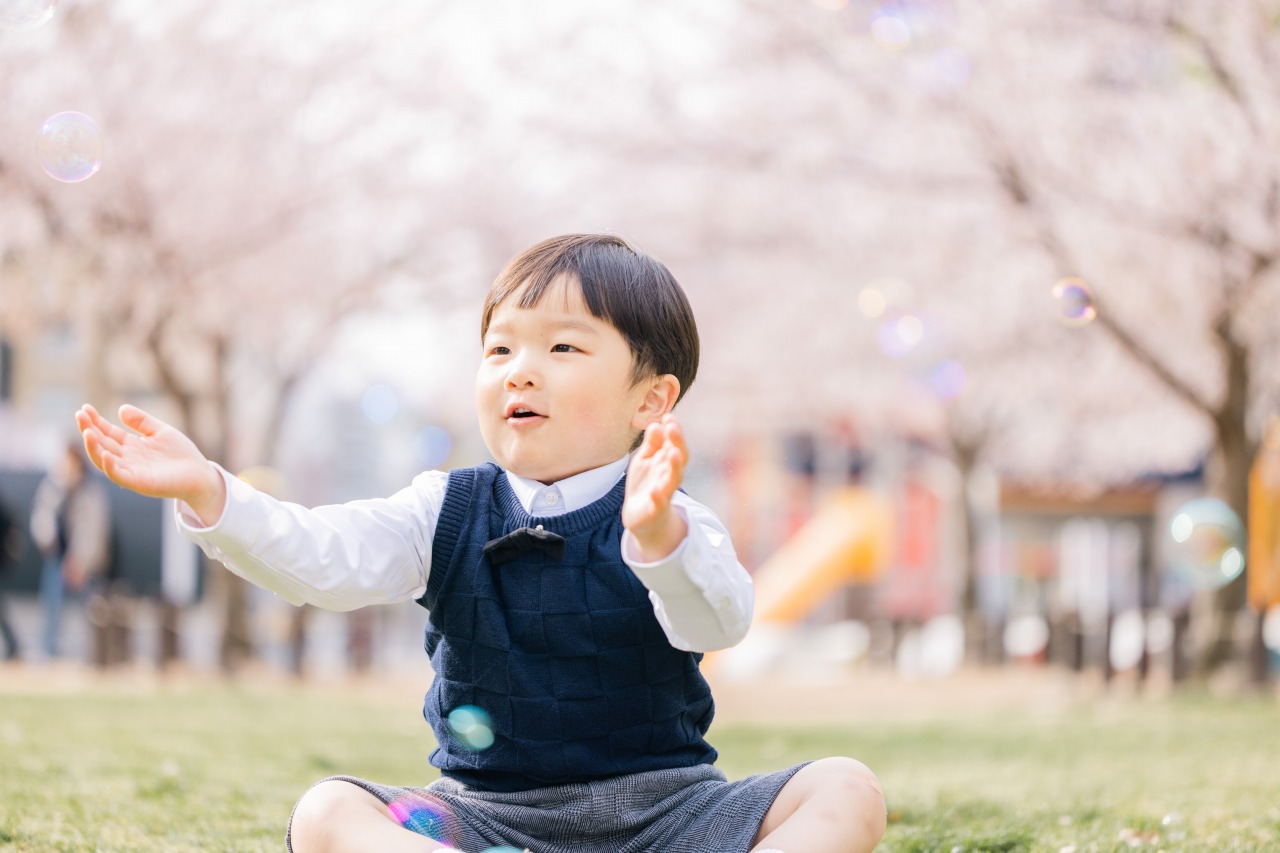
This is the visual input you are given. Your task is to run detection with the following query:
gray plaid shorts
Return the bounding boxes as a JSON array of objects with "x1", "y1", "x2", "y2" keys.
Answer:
[{"x1": 285, "y1": 762, "x2": 807, "y2": 853}]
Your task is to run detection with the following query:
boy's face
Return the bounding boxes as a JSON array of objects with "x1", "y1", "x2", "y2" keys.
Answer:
[{"x1": 476, "y1": 277, "x2": 654, "y2": 484}]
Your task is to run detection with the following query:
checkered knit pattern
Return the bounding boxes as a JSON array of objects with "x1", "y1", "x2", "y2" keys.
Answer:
[{"x1": 418, "y1": 463, "x2": 717, "y2": 793}]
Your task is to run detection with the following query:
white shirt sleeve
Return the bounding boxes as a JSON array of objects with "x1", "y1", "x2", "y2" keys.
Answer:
[
  {"x1": 175, "y1": 464, "x2": 447, "y2": 611},
  {"x1": 621, "y1": 491, "x2": 754, "y2": 653}
]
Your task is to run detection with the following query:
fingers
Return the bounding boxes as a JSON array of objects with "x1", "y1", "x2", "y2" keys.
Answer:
[{"x1": 119, "y1": 404, "x2": 166, "y2": 438}]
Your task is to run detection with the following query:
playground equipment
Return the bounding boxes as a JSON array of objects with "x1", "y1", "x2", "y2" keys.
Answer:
[{"x1": 750, "y1": 487, "x2": 893, "y2": 624}]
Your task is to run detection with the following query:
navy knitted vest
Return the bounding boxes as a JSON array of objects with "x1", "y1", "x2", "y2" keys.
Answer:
[{"x1": 417, "y1": 463, "x2": 717, "y2": 793}]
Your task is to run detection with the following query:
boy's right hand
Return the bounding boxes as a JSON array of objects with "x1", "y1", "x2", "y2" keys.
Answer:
[{"x1": 76, "y1": 403, "x2": 227, "y2": 526}]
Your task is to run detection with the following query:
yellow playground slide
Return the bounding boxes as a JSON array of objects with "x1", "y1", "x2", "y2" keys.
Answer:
[{"x1": 750, "y1": 487, "x2": 893, "y2": 624}]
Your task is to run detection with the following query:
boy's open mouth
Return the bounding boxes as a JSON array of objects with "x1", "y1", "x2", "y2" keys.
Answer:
[{"x1": 505, "y1": 402, "x2": 546, "y2": 422}]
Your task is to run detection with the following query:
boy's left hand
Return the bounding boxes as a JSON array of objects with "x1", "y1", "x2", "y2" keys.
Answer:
[{"x1": 623, "y1": 414, "x2": 690, "y2": 562}]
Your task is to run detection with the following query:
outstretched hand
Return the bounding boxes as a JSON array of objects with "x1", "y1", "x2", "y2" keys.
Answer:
[
  {"x1": 623, "y1": 414, "x2": 690, "y2": 562},
  {"x1": 76, "y1": 403, "x2": 226, "y2": 525}
]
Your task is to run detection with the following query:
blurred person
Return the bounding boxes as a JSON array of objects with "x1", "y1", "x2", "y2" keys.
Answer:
[
  {"x1": 29, "y1": 440, "x2": 111, "y2": 659},
  {"x1": 77, "y1": 234, "x2": 886, "y2": 853},
  {"x1": 0, "y1": 496, "x2": 22, "y2": 660}
]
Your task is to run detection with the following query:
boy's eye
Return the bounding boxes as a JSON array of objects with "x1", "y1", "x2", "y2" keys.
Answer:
[
  {"x1": 551, "y1": 344, "x2": 578, "y2": 353},
  {"x1": 488, "y1": 345, "x2": 510, "y2": 356}
]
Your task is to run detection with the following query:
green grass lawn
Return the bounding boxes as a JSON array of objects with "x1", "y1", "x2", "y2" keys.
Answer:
[{"x1": 1, "y1": 678, "x2": 1278, "y2": 852}]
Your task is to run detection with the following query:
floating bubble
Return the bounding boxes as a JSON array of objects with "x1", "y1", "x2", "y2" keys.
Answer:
[
  {"x1": 877, "y1": 313, "x2": 923, "y2": 358},
  {"x1": 361, "y1": 383, "x2": 399, "y2": 425},
  {"x1": 928, "y1": 360, "x2": 966, "y2": 400},
  {"x1": 1161, "y1": 811, "x2": 1186, "y2": 841},
  {"x1": 857, "y1": 287, "x2": 886, "y2": 319},
  {"x1": 1051, "y1": 277, "x2": 1097, "y2": 327},
  {"x1": 387, "y1": 792, "x2": 462, "y2": 846},
  {"x1": 37, "y1": 111, "x2": 103, "y2": 183},
  {"x1": 414, "y1": 425, "x2": 453, "y2": 469},
  {"x1": 447, "y1": 705, "x2": 495, "y2": 751},
  {"x1": 870, "y1": 12, "x2": 910, "y2": 50},
  {"x1": 1167, "y1": 497, "x2": 1245, "y2": 589},
  {"x1": 0, "y1": 0, "x2": 57, "y2": 32}
]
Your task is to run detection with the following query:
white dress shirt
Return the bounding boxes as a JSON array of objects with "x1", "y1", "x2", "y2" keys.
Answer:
[{"x1": 176, "y1": 456, "x2": 754, "y2": 652}]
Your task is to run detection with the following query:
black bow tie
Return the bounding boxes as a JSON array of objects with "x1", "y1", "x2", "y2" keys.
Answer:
[{"x1": 482, "y1": 526, "x2": 566, "y2": 565}]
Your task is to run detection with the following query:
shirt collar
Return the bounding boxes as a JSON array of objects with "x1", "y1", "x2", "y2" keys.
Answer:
[{"x1": 504, "y1": 455, "x2": 630, "y2": 516}]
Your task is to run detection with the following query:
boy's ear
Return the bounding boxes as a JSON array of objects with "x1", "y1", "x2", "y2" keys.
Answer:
[{"x1": 631, "y1": 374, "x2": 680, "y2": 431}]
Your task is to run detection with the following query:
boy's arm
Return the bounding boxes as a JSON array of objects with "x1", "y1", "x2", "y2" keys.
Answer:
[
  {"x1": 623, "y1": 416, "x2": 754, "y2": 652},
  {"x1": 78, "y1": 403, "x2": 440, "y2": 610},
  {"x1": 176, "y1": 464, "x2": 445, "y2": 610}
]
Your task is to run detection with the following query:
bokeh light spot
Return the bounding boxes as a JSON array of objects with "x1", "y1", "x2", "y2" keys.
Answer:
[
  {"x1": 1003, "y1": 614, "x2": 1049, "y2": 659},
  {"x1": 811, "y1": 0, "x2": 848, "y2": 9},
  {"x1": 1051, "y1": 277, "x2": 1097, "y2": 327},
  {"x1": 447, "y1": 705, "x2": 495, "y2": 751},
  {"x1": 414, "y1": 425, "x2": 453, "y2": 469},
  {"x1": 858, "y1": 287, "x2": 886, "y2": 318},
  {"x1": 361, "y1": 384, "x2": 399, "y2": 425},
  {"x1": 37, "y1": 111, "x2": 104, "y2": 183},
  {"x1": 386, "y1": 793, "x2": 461, "y2": 845},
  {"x1": 928, "y1": 360, "x2": 966, "y2": 400},
  {"x1": 877, "y1": 313, "x2": 924, "y2": 358},
  {"x1": 1167, "y1": 497, "x2": 1245, "y2": 589},
  {"x1": 0, "y1": 0, "x2": 57, "y2": 32},
  {"x1": 870, "y1": 13, "x2": 911, "y2": 51},
  {"x1": 1262, "y1": 607, "x2": 1280, "y2": 653}
]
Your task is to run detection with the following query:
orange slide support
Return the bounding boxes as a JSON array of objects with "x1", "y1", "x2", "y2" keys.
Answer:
[{"x1": 750, "y1": 487, "x2": 894, "y2": 624}]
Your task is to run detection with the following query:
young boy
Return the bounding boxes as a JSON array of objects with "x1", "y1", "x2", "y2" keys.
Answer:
[{"x1": 76, "y1": 234, "x2": 885, "y2": 853}]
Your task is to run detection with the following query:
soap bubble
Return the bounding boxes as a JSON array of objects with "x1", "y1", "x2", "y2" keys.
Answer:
[
  {"x1": 37, "y1": 112, "x2": 103, "y2": 183},
  {"x1": 1051, "y1": 277, "x2": 1097, "y2": 327},
  {"x1": 877, "y1": 313, "x2": 923, "y2": 358},
  {"x1": 414, "y1": 425, "x2": 453, "y2": 469},
  {"x1": 927, "y1": 360, "x2": 966, "y2": 400},
  {"x1": 0, "y1": 0, "x2": 57, "y2": 32},
  {"x1": 361, "y1": 384, "x2": 398, "y2": 424},
  {"x1": 447, "y1": 705, "x2": 495, "y2": 751},
  {"x1": 387, "y1": 792, "x2": 462, "y2": 846},
  {"x1": 1168, "y1": 497, "x2": 1245, "y2": 589},
  {"x1": 870, "y1": 12, "x2": 910, "y2": 50}
]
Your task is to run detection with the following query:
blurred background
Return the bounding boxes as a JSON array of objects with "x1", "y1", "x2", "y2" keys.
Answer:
[{"x1": 1, "y1": 0, "x2": 1279, "y2": 693}]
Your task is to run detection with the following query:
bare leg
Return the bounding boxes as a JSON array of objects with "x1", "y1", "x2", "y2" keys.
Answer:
[
  {"x1": 289, "y1": 780, "x2": 460, "y2": 853},
  {"x1": 751, "y1": 757, "x2": 886, "y2": 853}
]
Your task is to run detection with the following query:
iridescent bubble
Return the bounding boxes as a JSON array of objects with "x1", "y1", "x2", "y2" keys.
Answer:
[
  {"x1": 0, "y1": 0, "x2": 57, "y2": 32},
  {"x1": 870, "y1": 12, "x2": 910, "y2": 50},
  {"x1": 447, "y1": 705, "x2": 495, "y2": 751},
  {"x1": 1167, "y1": 497, "x2": 1245, "y2": 589},
  {"x1": 36, "y1": 112, "x2": 103, "y2": 183},
  {"x1": 387, "y1": 792, "x2": 462, "y2": 846},
  {"x1": 857, "y1": 287, "x2": 886, "y2": 318},
  {"x1": 877, "y1": 313, "x2": 923, "y2": 358},
  {"x1": 361, "y1": 383, "x2": 398, "y2": 425},
  {"x1": 1161, "y1": 811, "x2": 1186, "y2": 841},
  {"x1": 928, "y1": 360, "x2": 966, "y2": 400},
  {"x1": 414, "y1": 425, "x2": 453, "y2": 469},
  {"x1": 1051, "y1": 277, "x2": 1097, "y2": 327}
]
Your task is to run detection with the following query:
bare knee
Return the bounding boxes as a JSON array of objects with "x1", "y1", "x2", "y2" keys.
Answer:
[
  {"x1": 290, "y1": 779, "x2": 386, "y2": 853},
  {"x1": 813, "y1": 757, "x2": 887, "y2": 838}
]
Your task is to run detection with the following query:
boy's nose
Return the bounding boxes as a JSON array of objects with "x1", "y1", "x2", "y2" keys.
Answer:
[{"x1": 503, "y1": 357, "x2": 540, "y2": 390}]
